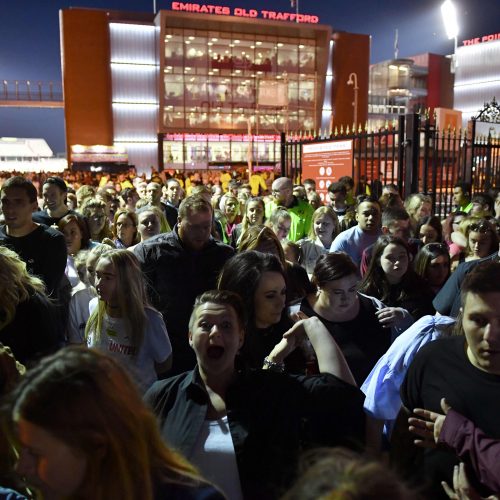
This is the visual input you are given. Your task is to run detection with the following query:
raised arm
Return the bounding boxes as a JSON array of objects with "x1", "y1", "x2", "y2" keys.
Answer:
[{"x1": 264, "y1": 317, "x2": 356, "y2": 386}]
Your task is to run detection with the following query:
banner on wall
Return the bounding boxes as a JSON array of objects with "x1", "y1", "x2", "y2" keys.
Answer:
[{"x1": 302, "y1": 139, "x2": 353, "y2": 202}]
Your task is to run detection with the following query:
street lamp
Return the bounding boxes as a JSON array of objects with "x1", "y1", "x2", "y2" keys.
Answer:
[
  {"x1": 347, "y1": 72, "x2": 359, "y2": 130},
  {"x1": 441, "y1": 0, "x2": 459, "y2": 72}
]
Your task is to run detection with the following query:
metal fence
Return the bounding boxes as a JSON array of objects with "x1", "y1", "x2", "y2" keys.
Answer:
[
  {"x1": 1, "y1": 80, "x2": 63, "y2": 102},
  {"x1": 282, "y1": 112, "x2": 500, "y2": 218}
]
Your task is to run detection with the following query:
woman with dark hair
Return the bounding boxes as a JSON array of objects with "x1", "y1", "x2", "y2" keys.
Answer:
[
  {"x1": 58, "y1": 213, "x2": 92, "y2": 256},
  {"x1": 415, "y1": 215, "x2": 443, "y2": 245},
  {"x1": 442, "y1": 210, "x2": 466, "y2": 244},
  {"x1": 300, "y1": 252, "x2": 396, "y2": 385},
  {"x1": 218, "y1": 251, "x2": 304, "y2": 371},
  {"x1": 110, "y1": 209, "x2": 139, "y2": 248},
  {"x1": 282, "y1": 447, "x2": 417, "y2": 500},
  {"x1": 4, "y1": 347, "x2": 224, "y2": 500},
  {"x1": 414, "y1": 242, "x2": 451, "y2": 295},
  {"x1": 238, "y1": 225, "x2": 313, "y2": 305},
  {"x1": 358, "y1": 235, "x2": 435, "y2": 323},
  {"x1": 58, "y1": 213, "x2": 95, "y2": 287},
  {"x1": 145, "y1": 289, "x2": 363, "y2": 500}
]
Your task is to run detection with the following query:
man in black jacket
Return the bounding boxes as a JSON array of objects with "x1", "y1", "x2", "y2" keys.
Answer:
[
  {"x1": 0, "y1": 176, "x2": 67, "y2": 297},
  {"x1": 134, "y1": 195, "x2": 234, "y2": 374}
]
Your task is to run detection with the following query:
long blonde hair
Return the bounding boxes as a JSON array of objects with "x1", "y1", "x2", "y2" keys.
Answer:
[
  {"x1": 6, "y1": 347, "x2": 207, "y2": 500},
  {"x1": 84, "y1": 249, "x2": 149, "y2": 352},
  {"x1": 0, "y1": 247, "x2": 46, "y2": 330}
]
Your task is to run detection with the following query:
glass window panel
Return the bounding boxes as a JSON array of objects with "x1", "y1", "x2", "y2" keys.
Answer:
[
  {"x1": 253, "y1": 142, "x2": 274, "y2": 162},
  {"x1": 185, "y1": 42, "x2": 207, "y2": 71},
  {"x1": 232, "y1": 78, "x2": 254, "y2": 107},
  {"x1": 163, "y1": 141, "x2": 184, "y2": 168},
  {"x1": 186, "y1": 110, "x2": 208, "y2": 128},
  {"x1": 185, "y1": 140, "x2": 208, "y2": 168},
  {"x1": 288, "y1": 111, "x2": 299, "y2": 130},
  {"x1": 303, "y1": 112, "x2": 315, "y2": 130},
  {"x1": 209, "y1": 112, "x2": 232, "y2": 128},
  {"x1": 208, "y1": 141, "x2": 231, "y2": 162},
  {"x1": 231, "y1": 140, "x2": 250, "y2": 162},
  {"x1": 164, "y1": 37, "x2": 183, "y2": 67},
  {"x1": 185, "y1": 76, "x2": 208, "y2": 107},
  {"x1": 299, "y1": 44, "x2": 315, "y2": 72},
  {"x1": 254, "y1": 41, "x2": 276, "y2": 73},
  {"x1": 258, "y1": 112, "x2": 277, "y2": 129},
  {"x1": 233, "y1": 113, "x2": 248, "y2": 130},
  {"x1": 299, "y1": 80, "x2": 315, "y2": 106},
  {"x1": 164, "y1": 75, "x2": 184, "y2": 105},
  {"x1": 277, "y1": 46, "x2": 298, "y2": 73},
  {"x1": 288, "y1": 80, "x2": 299, "y2": 107},
  {"x1": 208, "y1": 78, "x2": 231, "y2": 109},
  {"x1": 164, "y1": 106, "x2": 185, "y2": 128}
]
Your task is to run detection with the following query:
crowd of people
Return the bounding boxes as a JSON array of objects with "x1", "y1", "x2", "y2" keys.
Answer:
[{"x1": 0, "y1": 168, "x2": 499, "y2": 500}]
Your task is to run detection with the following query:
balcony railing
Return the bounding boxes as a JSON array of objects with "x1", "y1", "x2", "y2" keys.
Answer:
[{"x1": 1, "y1": 80, "x2": 63, "y2": 102}]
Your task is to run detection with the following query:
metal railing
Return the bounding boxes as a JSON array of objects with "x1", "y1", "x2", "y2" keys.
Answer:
[
  {"x1": 1, "y1": 79, "x2": 63, "y2": 102},
  {"x1": 282, "y1": 113, "x2": 500, "y2": 218}
]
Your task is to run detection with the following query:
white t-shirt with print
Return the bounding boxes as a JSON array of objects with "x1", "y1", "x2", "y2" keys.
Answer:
[{"x1": 87, "y1": 298, "x2": 172, "y2": 392}]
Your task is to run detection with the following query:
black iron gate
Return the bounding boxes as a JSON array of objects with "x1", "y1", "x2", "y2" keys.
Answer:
[{"x1": 282, "y1": 102, "x2": 500, "y2": 218}]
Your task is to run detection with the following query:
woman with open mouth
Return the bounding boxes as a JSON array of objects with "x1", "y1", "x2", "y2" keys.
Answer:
[{"x1": 145, "y1": 289, "x2": 365, "y2": 500}]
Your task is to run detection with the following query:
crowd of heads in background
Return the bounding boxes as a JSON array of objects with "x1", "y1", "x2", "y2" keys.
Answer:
[{"x1": 0, "y1": 167, "x2": 500, "y2": 500}]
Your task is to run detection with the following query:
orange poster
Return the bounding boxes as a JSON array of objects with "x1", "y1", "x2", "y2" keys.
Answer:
[{"x1": 302, "y1": 139, "x2": 353, "y2": 203}]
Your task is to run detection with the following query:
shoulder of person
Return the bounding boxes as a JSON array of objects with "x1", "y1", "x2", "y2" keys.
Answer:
[
  {"x1": 144, "y1": 370, "x2": 197, "y2": 406},
  {"x1": 410, "y1": 335, "x2": 462, "y2": 366},
  {"x1": 37, "y1": 223, "x2": 65, "y2": 240},
  {"x1": 144, "y1": 306, "x2": 166, "y2": 323},
  {"x1": 209, "y1": 237, "x2": 235, "y2": 255},
  {"x1": 137, "y1": 231, "x2": 180, "y2": 257},
  {"x1": 154, "y1": 481, "x2": 225, "y2": 500}
]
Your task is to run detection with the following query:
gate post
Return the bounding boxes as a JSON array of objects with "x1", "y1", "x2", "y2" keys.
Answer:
[
  {"x1": 397, "y1": 115, "x2": 405, "y2": 195},
  {"x1": 280, "y1": 132, "x2": 286, "y2": 178},
  {"x1": 403, "y1": 113, "x2": 420, "y2": 199},
  {"x1": 465, "y1": 119, "x2": 476, "y2": 187}
]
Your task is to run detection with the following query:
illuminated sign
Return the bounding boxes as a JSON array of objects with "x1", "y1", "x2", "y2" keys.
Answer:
[
  {"x1": 171, "y1": 2, "x2": 319, "y2": 24},
  {"x1": 164, "y1": 133, "x2": 280, "y2": 142},
  {"x1": 463, "y1": 33, "x2": 500, "y2": 46},
  {"x1": 302, "y1": 140, "x2": 353, "y2": 202}
]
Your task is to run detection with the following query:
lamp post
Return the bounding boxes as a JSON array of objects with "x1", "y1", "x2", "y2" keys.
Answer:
[
  {"x1": 441, "y1": 0, "x2": 459, "y2": 73},
  {"x1": 347, "y1": 72, "x2": 359, "y2": 130}
]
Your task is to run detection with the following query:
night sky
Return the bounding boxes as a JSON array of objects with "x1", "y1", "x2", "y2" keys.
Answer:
[{"x1": 1, "y1": 0, "x2": 498, "y2": 153}]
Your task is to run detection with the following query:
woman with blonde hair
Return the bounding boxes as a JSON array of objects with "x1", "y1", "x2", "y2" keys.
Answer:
[
  {"x1": 85, "y1": 249, "x2": 172, "y2": 392},
  {"x1": 267, "y1": 206, "x2": 292, "y2": 242},
  {"x1": 81, "y1": 197, "x2": 112, "y2": 242},
  {"x1": 230, "y1": 196, "x2": 265, "y2": 248},
  {"x1": 5, "y1": 347, "x2": 224, "y2": 500},
  {"x1": 0, "y1": 247, "x2": 62, "y2": 365},
  {"x1": 218, "y1": 193, "x2": 240, "y2": 242},
  {"x1": 298, "y1": 206, "x2": 339, "y2": 276},
  {"x1": 404, "y1": 193, "x2": 432, "y2": 237}
]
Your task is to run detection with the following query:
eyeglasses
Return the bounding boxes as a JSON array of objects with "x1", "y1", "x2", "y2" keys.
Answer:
[
  {"x1": 426, "y1": 242, "x2": 449, "y2": 252},
  {"x1": 469, "y1": 221, "x2": 494, "y2": 233}
]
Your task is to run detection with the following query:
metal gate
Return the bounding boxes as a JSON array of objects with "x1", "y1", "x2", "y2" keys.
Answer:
[{"x1": 282, "y1": 102, "x2": 500, "y2": 218}]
